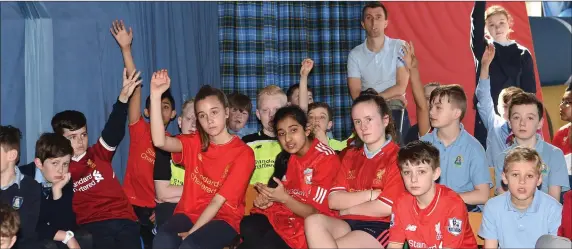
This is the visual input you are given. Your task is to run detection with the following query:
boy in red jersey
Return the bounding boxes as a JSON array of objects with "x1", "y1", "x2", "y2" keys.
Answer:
[
  {"x1": 50, "y1": 67, "x2": 142, "y2": 249},
  {"x1": 387, "y1": 140, "x2": 477, "y2": 249},
  {"x1": 110, "y1": 20, "x2": 177, "y2": 248}
]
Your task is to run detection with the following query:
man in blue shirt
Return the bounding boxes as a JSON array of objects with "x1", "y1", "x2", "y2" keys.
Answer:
[
  {"x1": 421, "y1": 85, "x2": 491, "y2": 211},
  {"x1": 492, "y1": 92, "x2": 570, "y2": 200},
  {"x1": 480, "y1": 147, "x2": 562, "y2": 248}
]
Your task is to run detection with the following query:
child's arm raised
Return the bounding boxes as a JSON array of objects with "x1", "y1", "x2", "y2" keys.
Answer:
[
  {"x1": 149, "y1": 70, "x2": 182, "y2": 152},
  {"x1": 476, "y1": 45, "x2": 501, "y2": 130},
  {"x1": 403, "y1": 41, "x2": 430, "y2": 137},
  {"x1": 299, "y1": 58, "x2": 313, "y2": 113},
  {"x1": 110, "y1": 20, "x2": 140, "y2": 125}
]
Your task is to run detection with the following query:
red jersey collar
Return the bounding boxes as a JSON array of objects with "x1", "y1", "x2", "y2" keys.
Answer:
[{"x1": 413, "y1": 184, "x2": 442, "y2": 217}]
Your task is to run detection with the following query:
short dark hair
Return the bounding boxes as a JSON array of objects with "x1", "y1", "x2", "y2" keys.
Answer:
[
  {"x1": 308, "y1": 102, "x2": 334, "y2": 122},
  {"x1": 145, "y1": 90, "x2": 176, "y2": 111},
  {"x1": 429, "y1": 84, "x2": 468, "y2": 121},
  {"x1": 362, "y1": 2, "x2": 388, "y2": 21},
  {"x1": 508, "y1": 92, "x2": 544, "y2": 118},
  {"x1": 35, "y1": 133, "x2": 73, "y2": 163},
  {"x1": 286, "y1": 84, "x2": 313, "y2": 102},
  {"x1": 0, "y1": 203, "x2": 20, "y2": 237},
  {"x1": 227, "y1": 92, "x2": 252, "y2": 113},
  {"x1": 398, "y1": 140, "x2": 440, "y2": 171},
  {"x1": 51, "y1": 110, "x2": 87, "y2": 135},
  {"x1": 0, "y1": 125, "x2": 22, "y2": 154}
]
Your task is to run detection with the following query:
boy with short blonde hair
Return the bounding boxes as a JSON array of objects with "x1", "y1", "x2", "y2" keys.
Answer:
[
  {"x1": 243, "y1": 85, "x2": 288, "y2": 184},
  {"x1": 480, "y1": 147, "x2": 563, "y2": 248},
  {"x1": 0, "y1": 203, "x2": 20, "y2": 249}
]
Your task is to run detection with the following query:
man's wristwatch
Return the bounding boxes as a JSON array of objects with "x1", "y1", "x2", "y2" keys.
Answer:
[{"x1": 62, "y1": 230, "x2": 75, "y2": 244}]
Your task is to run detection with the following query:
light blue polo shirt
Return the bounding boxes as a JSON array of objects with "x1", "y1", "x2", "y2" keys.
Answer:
[
  {"x1": 475, "y1": 77, "x2": 511, "y2": 167},
  {"x1": 347, "y1": 36, "x2": 405, "y2": 93},
  {"x1": 479, "y1": 190, "x2": 562, "y2": 248},
  {"x1": 420, "y1": 124, "x2": 492, "y2": 194},
  {"x1": 493, "y1": 135, "x2": 571, "y2": 193}
]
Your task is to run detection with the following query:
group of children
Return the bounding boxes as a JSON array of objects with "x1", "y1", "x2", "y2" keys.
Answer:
[{"x1": 1, "y1": 3, "x2": 572, "y2": 249}]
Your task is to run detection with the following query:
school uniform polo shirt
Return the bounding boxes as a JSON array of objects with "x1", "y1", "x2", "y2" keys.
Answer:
[
  {"x1": 347, "y1": 36, "x2": 406, "y2": 93},
  {"x1": 420, "y1": 124, "x2": 492, "y2": 194},
  {"x1": 479, "y1": 189, "x2": 562, "y2": 248},
  {"x1": 475, "y1": 77, "x2": 512, "y2": 167},
  {"x1": 492, "y1": 135, "x2": 570, "y2": 194}
]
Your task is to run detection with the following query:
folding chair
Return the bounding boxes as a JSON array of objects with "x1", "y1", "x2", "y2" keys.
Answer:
[{"x1": 387, "y1": 98, "x2": 406, "y2": 135}]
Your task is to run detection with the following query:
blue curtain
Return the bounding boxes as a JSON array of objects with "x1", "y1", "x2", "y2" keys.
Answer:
[
  {"x1": 543, "y1": 2, "x2": 572, "y2": 17},
  {"x1": 219, "y1": 1, "x2": 366, "y2": 139},
  {"x1": 0, "y1": 1, "x2": 220, "y2": 182}
]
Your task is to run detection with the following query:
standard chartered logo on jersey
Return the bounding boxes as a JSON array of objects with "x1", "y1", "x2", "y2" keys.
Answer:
[{"x1": 73, "y1": 170, "x2": 105, "y2": 192}]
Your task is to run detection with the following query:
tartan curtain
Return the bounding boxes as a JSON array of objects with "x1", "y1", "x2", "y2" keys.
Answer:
[{"x1": 219, "y1": 1, "x2": 366, "y2": 139}]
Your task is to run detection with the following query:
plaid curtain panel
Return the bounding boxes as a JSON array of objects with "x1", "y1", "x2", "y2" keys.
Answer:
[{"x1": 219, "y1": 1, "x2": 366, "y2": 139}]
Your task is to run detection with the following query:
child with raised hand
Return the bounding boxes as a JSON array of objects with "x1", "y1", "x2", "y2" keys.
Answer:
[
  {"x1": 153, "y1": 98, "x2": 196, "y2": 228},
  {"x1": 471, "y1": 1, "x2": 537, "y2": 148},
  {"x1": 304, "y1": 90, "x2": 406, "y2": 249},
  {"x1": 480, "y1": 147, "x2": 562, "y2": 248},
  {"x1": 149, "y1": 70, "x2": 255, "y2": 249},
  {"x1": 238, "y1": 106, "x2": 339, "y2": 249},
  {"x1": 492, "y1": 93, "x2": 569, "y2": 200},
  {"x1": 49, "y1": 68, "x2": 142, "y2": 249},
  {"x1": 307, "y1": 102, "x2": 347, "y2": 152},
  {"x1": 388, "y1": 141, "x2": 477, "y2": 249}
]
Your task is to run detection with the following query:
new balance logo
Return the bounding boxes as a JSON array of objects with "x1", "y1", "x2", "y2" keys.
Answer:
[
  {"x1": 405, "y1": 224, "x2": 417, "y2": 231},
  {"x1": 93, "y1": 170, "x2": 104, "y2": 183},
  {"x1": 315, "y1": 143, "x2": 335, "y2": 156}
]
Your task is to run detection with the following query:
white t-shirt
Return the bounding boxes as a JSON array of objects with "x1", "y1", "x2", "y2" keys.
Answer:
[{"x1": 347, "y1": 36, "x2": 405, "y2": 93}]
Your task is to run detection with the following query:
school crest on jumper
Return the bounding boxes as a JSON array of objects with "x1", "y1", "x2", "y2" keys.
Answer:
[
  {"x1": 374, "y1": 169, "x2": 385, "y2": 184},
  {"x1": 304, "y1": 168, "x2": 314, "y2": 184},
  {"x1": 12, "y1": 196, "x2": 23, "y2": 210},
  {"x1": 454, "y1": 156, "x2": 463, "y2": 167},
  {"x1": 447, "y1": 218, "x2": 462, "y2": 236}
]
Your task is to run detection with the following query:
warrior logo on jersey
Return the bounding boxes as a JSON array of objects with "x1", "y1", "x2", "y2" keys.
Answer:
[
  {"x1": 304, "y1": 168, "x2": 314, "y2": 184},
  {"x1": 347, "y1": 170, "x2": 356, "y2": 180},
  {"x1": 454, "y1": 156, "x2": 462, "y2": 167},
  {"x1": 198, "y1": 153, "x2": 202, "y2": 162},
  {"x1": 435, "y1": 222, "x2": 442, "y2": 240},
  {"x1": 447, "y1": 218, "x2": 462, "y2": 236},
  {"x1": 374, "y1": 169, "x2": 385, "y2": 184}
]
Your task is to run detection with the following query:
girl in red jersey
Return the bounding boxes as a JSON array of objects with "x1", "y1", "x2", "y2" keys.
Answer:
[
  {"x1": 553, "y1": 86, "x2": 571, "y2": 183},
  {"x1": 238, "y1": 106, "x2": 340, "y2": 249},
  {"x1": 148, "y1": 70, "x2": 255, "y2": 249},
  {"x1": 305, "y1": 89, "x2": 406, "y2": 248}
]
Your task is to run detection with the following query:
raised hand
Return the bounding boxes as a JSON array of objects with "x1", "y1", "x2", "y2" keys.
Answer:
[
  {"x1": 402, "y1": 41, "x2": 417, "y2": 70},
  {"x1": 300, "y1": 58, "x2": 314, "y2": 77},
  {"x1": 119, "y1": 68, "x2": 142, "y2": 103},
  {"x1": 110, "y1": 20, "x2": 133, "y2": 49},
  {"x1": 150, "y1": 69, "x2": 171, "y2": 96},
  {"x1": 481, "y1": 44, "x2": 496, "y2": 68}
]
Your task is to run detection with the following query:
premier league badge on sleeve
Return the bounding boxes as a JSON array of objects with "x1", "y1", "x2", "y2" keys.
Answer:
[
  {"x1": 447, "y1": 218, "x2": 462, "y2": 236},
  {"x1": 12, "y1": 196, "x2": 23, "y2": 210}
]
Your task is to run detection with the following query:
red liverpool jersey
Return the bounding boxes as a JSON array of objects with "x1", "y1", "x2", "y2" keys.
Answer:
[
  {"x1": 70, "y1": 138, "x2": 137, "y2": 224},
  {"x1": 388, "y1": 184, "x2": 477, "y2": 249},
  {"x1": 330, "y1": 141, "x2": 405, "y2": 222},
  {"x1": 253, "y1": 139, "x2": 340, "y2": 249},
  {"x1": 173, "y1": 134, "x2": 255, "y2": 233}
]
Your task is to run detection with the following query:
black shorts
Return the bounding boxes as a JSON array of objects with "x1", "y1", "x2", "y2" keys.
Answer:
[{"x1": 344, "y1": 219, "x2": 390, "y2": 246}]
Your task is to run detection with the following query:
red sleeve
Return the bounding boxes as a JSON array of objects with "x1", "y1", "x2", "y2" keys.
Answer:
[
  {"x1": 309, "y1": 155, "x2": 341, "y2": 213},
  {"x1": 171, "y1": 134, "x2": 199, "y2": 168},
  {"x1": 441, "y1": 201, "x2": 473, "y2": 248},
  {"x1": 559, "y1": 191, "x2": 572, "y2": 239},
  {"x1": 388, "y1": 196, "x2": 406, "y2": 245},
  {"x1": 330, "y1": 153, "x2": 353, "y2": 193},
  {"x1": 128, "y1": 116, "x2": 149, "y2": 143},
  {"x1": 93, "y1": 137, "x2": 116, "y2": 162},
  {"x1": 552, "y1": 129, "x2": 564, "y2": 145},
  {"x1": 377, "y1": 158, "x2": 406, "y2": 208},
  {"x1": 217, "y1": 147, "x2": 255, "y2": 209}
]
